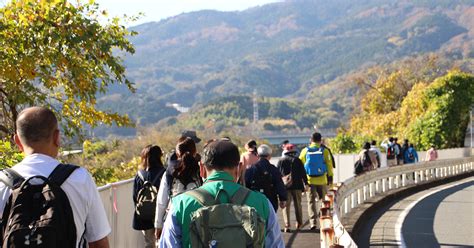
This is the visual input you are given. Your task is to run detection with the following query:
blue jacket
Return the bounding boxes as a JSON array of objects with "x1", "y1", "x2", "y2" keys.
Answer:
[
  {"x1": 404, "y1": 147, "x2": 419, "y2": 164},
  {"x1": 245, "y1": 158, "x2": 287, "y2": 211}
]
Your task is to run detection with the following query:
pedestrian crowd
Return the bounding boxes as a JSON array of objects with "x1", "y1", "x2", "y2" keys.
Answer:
[
  {"x1": 0, "y1": 106, "x2": 440, "y2": 248},
  {"x1": 130, "y1": 131, "x2": 336, "y2": 247},
  {"x1": 354, "y1": 137, "x2": 435, "y2": 176}
]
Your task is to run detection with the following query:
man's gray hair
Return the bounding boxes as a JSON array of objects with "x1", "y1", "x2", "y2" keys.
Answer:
[{"x1": 257, "y1": 144, "x2": 272, "y2": 157}]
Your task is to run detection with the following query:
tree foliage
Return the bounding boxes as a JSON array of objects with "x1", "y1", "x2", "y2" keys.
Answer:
[
  {"x1": 349, "y1": 70, "x2": 474, "y2": 150},
  {"x1": 0, "y1": 0, "x2": 137, "y2": 139},
  {"x1": 407, "y1": 72, "x2": 474, "y2": 149},
  {"x1": 0, "y1": 139, "x2": 23, "y2": 169},
  {"x1": 328, "y1": 133, "x2": 356, "y2": 154}
]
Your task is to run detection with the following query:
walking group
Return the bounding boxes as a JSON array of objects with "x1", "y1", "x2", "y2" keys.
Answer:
[
  {"x1": 0, "y1": 106, "x2": 442, "y2": 248},
  {"x1": 132, "y1": 131, "x2": 335, "y2": 247},
  {"x1": 354, "y1": 137, "x2": 438, "y2": 176}
]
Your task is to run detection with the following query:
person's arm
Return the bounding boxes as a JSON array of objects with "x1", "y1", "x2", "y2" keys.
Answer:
[
  {"x1": 299, "y1": 148, "x2": 307, "y2": 164},
  {"x1": 84, "y1": 170, "x2": 111, "y2": 246},
  {"x1": 276, "y1": 160, "x2": 283, "y2": 175},
  {"x1": 132, "y1": 174, "x2": 140, "y2": 203},
  {"x1": 295, "y1": 158, "x2": 308, "y2": 186},
  {"x1": 158, "y1": 208, "x2": 182, "y2": 248},
  {"x1": 155, "y1": 173, "x2": 170, "y2": 229},
  {"x1": 244, "y1": 167, "x2": 254, "y2": 187},
  {"x1": 323, "y1": 149, "x2": 334, "y2": 177},
  {"x1": 264, "y1": 199, "x2": 285, "y2": 248},
  {"x1": 272, "y1": 167, "x2": 287, "y2": 202},
  {"x1": 89, "y1": 237, "x2": 109, "y2": 248},
  {"x1": 380, "y1": 140, "x2": 388, "y2": 149}
]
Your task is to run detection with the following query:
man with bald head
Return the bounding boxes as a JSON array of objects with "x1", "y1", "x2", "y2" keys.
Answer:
[{"x1": 0, "y1": 107, "x2": 110, "y2": 248}]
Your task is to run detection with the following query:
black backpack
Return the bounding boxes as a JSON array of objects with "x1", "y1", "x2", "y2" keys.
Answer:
[
  {"x1": 249, "y1": 166, "x2": 275, "y2": 201},
  {"x1": 135, "y1": 169, "x2": 165, "y2": 220},
  {"x1": 387, "y1": 145, "x2": 396, "y2": 160},
  {"x1": 362, "y1": 151, "x2": 372, "y2": 170},
  {"x1": 354, "y1": 160, "x2": 364, "y2": 175},
  {"x1": 0, "y1": 164, "x2": 79, "y2": 248}
]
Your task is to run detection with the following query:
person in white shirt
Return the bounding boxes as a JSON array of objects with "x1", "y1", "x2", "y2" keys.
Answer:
[
  {"x1": 381, "y1": 137, "x2": 398, "y2": 167},
  {"x1": 0, "y1": 107, "x2": 110, "y2": 248}
]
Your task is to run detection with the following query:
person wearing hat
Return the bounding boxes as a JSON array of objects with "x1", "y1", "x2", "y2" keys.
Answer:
[
  {"x1": 277, "y1": 144, "x2": 308, "y2": 232},
  {"x1": 299, "y1": 132, "x2": 334, "y2": 231},
  {"x1": 245, "y1": 144, "x2": 287, "y2": 212},
  {"x1": 237, "y1": 140, "x2": 259, "y2": 185},
  {"x1": 158, "y1": 140, "x2": 284, "y2": 247},
  {"x1": 180, "y1": 130, "x2": 201, "y2": 144}
]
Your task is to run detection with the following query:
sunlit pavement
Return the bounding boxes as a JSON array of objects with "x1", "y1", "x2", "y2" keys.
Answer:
[
  {"x1": 362, "y1": 177, "x2": 474, "y2": 247},
  {"x1": 278, "y1": 192, "x2": 321, "y2": 248}
]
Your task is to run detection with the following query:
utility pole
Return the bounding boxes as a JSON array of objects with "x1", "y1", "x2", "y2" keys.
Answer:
[
  {"x1": 253, "y1": 90, "x2": 259, "y2": 124},
  {"x1": 253, "y1": 90, "x2": 259, "y2": 136},
  {"x1": 469, "y1": 107, "x2": 474, "y2": 149}
]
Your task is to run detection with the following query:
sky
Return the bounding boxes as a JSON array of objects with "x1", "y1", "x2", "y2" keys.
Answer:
[{"x1": 94, "y1": 0, "x2": 282, "y2": 25}]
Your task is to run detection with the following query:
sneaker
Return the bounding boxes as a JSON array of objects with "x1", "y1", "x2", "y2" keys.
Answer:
[
  {"x1": 283, "y1": 227, "x2": 291, "y2": 233},
  {"x1": 309, "y1": 225, "x2": 317, "y2": 230}
]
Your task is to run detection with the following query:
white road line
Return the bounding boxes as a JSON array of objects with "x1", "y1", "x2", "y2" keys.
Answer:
[{"x1": 394, "y1": 178, "x2": 473, "y2": 248}]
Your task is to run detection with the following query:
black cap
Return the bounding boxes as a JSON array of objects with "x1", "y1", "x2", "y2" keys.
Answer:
[
  {"x1": 202, "y1": 140, "x2": 240, "y2": 169},
  {"x1": 181, "y1": 130, "x2": 201, "y2": 144}
]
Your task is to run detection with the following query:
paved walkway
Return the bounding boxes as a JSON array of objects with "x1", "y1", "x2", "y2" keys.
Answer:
[
  {"x1": 277, "y1": 192, "x2": 321, "y2": 248},
  {"x1": 366, "y1": 176, "x2": 474, "y2": 247}
]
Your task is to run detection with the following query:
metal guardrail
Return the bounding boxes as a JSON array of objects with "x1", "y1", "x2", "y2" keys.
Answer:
[{"x1": 320, "y1": 157, "x2": 474, "y2": 248}]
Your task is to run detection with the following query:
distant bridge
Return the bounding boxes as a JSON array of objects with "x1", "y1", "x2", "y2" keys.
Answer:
[{"x1": 258, "y1": 129, "x2": 337, "y2": 145}]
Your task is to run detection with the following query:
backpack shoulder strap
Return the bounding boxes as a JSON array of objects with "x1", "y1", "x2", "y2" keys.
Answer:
[
  {"x1": 151, "y1": 168, "x2": 165, "y2": 185},
  {"x1": 137, "y1": 170, "x2": 146, "y2": 182},
  {"x1": 230, "y1": 187, "x2": 250, "y2": 205},
  {"x1": 48, "y1": 163, "x2": 79, "y2": 186},
  {"x1": 185, "y1": 188, "x2": 216, "y2": 207},
  {"x1": 0, "y1": 168, "x2": 24, "y2": 189}
]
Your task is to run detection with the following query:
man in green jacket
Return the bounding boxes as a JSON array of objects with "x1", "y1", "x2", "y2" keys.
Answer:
[
  {"x1": 299, "y1": 132, "x2": 334, "y2": 231},
  {"x1": 158, "y1": 139, "x2": 284, "y2": 247}
]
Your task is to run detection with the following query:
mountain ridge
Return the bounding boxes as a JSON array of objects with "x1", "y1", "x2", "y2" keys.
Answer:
[{"x1": 97, "y1": 0, "x2": 474, "y2": 136}]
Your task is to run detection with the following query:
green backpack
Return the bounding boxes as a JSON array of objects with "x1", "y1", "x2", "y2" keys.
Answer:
[{"x1": 185, "y1": 187, "x2": 266, "y2": 248}]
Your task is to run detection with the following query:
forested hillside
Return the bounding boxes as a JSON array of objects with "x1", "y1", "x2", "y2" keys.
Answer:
[{"x1": 98, "y1": 0, "x2": 474, "y2": 135}]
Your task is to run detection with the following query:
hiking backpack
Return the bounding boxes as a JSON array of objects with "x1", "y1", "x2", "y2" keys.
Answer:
[
  {"x1": 185, "y1": 187, "x2": 265, "y2": 248},
  {"x1": 135, "y1": 169, "x2": 165, "y2": 220},
  {"x1": 304, "y1": 146, "x2": 327, "y2": 177},
  {"x1": 386, "y1": 145, "x2": 396, "y2": 160},
  {"x1": 354, "y1": 160, "x2": 364, "y2": 175},
  {"x1": 408, "y1": 149, "x2": 415, "y2": 162},
  {"x1": 362, "y1": 151, "x2": 372, "y2": 170},
  {"x1": 0, "y1": 164, "x2": 79, "y2": 248}
]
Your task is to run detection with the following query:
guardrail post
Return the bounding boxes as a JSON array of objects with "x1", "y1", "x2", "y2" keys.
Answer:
[
  {"x1": 363, "y1": 185, "x2": 368, "y2": 201},
  {"x1": 344, "y1": 197, "x2": 348, "y2": 215},
  {"x1": 369, "y1": 182, "x2": 374, "y2": 197},
  {"x1": 389, "y1": 176, "x2": 394, "y2": 190},
  {"x1": 357, "y1": 188, "x2": 362, "y2": 205},
  {"x1": 351, "y1": 192, "x2": 356, "y2": 209}
]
